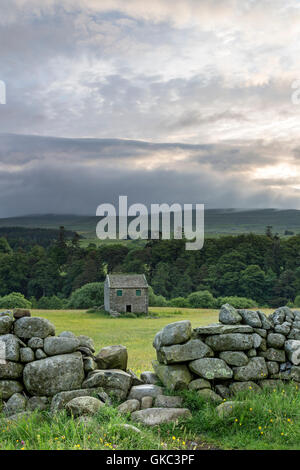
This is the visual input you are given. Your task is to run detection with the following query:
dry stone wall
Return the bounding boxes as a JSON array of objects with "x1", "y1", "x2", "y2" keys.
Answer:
[{"x1": 152, "y1": 304, "x2": 300, "y2": 401}]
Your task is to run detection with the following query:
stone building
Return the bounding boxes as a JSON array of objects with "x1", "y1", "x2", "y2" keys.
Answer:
[{"x1": 104, "y1": 274, "x2": 149, "y2": 314}]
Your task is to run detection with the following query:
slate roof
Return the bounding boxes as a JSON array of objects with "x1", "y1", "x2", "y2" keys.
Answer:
[{"x1": 107, "y1": 274, "x2": 148, "y2": 288}]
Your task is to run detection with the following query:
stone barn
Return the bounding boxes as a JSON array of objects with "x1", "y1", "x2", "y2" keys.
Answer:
[{"x1": 104, "y1": 274, "x2": 149, "y2": 314}]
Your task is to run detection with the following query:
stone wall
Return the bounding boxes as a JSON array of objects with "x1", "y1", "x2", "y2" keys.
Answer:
[{"x1": 152, "y1": 304, "x2": 300, "y2": 401}]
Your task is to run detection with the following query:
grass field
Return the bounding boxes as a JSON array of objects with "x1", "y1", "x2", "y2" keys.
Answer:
[{"x1": 32, "y1": 307, "x2": 274, "y2": 372}]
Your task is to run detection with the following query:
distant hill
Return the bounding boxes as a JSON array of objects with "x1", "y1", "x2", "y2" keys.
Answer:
[
  {"x1": 0, "y1": 225, "x2": 77, "y2": 249},
  {"x1": 0, "y1": 209, "x2": 299, "y2": 243}
]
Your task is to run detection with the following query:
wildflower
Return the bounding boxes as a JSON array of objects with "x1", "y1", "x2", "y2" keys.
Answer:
[
  {"x1": 172, "y1": 436, "x2": 176, "y2": 440},
  {"x1": 235, "y1": 419, "x2": 238, "y2": 422},
  {"x1": 249, "y1": 408, "x2": 253, "y2": 411},
  {"x1": 260, "y1": 432, "x2": 264, "y2": 435},
  {"x1": 258, "y1": 426, "x2": 262, "y2": 430}
]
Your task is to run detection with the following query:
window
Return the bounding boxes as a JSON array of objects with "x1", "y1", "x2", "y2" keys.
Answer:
[
  {"x1": 136, "y1": 289, "x2": 141, "y2": 296},
  {"x1": 117, "y1": 290, "x2": 122, "y2": 297}
]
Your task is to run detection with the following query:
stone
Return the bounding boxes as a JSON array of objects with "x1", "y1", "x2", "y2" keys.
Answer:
[
  {"x1": 28, "y1": 337, "x2": 44, "y2": 349},
  {"x1": 258, "y1": 338, "x2": 267, "y2": 352},
  {"x1": 118, "y1": 399, "x2": 140, "y2": 414},
  {"x1": 4, "y1": 393, "x2": 27, "y2": 416},
  {"x1": 118, "y1": 423, "x2": 142, "y2": 434},
  {"x1": 128, "y1": 384, "x2": 164, "y2": 400},
  {"x1": 157, "y1": 339, "x2": 213, "y2": 364},
  {"x1": 194, "y1": 324, "x2": 253, "y2": 335},
  {"x1": 253, "y1": 328, "x2": 267, "y2": 338},
  {"x1": 188, "y1": 378, "x2": 211, "y2": 391},
  {"x1": 14, "y1": 317, "x2": 55, "y2": 339},
  {"x1": 216, "y1": 401, "x2": 242, "y2": 418},
  {"x1": 154, "y1": 395, "x2": 183, "y2": 408},
  {"x1": 247, "y1": 349, "x2": 257, "y2": 357},
  {"x1": 229, "y1": 381, "x2": 260, "y2": 394},
  {"x1": 153, "y1": 321, "x2": 192, "y2": 349},
  {"x1": 35, "y1": 349, "x2": 47, "y2": 360},
  {"x1": 66, "y1": 396, "x2": 104, "y2": 417},
  {"x1": 27, "y1": 396, "x2": 49, "y2": 411},
  {"x1": 59, "y1": 331, "x2": 77, "y2": 338},
  {"x1": 284, "y1": 340, "x2": 300, "y2": 365},
  {"x1": 214, "y1": 384, "x2": 230, "y2": 399},
  {"x1": 189, "y1": 358, "x2": 233, "y2": 380},
  {"x1": 257, "y1": 311, "x2": 273, "y2": 330},
  {"x1": 20, "y1": 347, "x2": 34, "y2": 363},
  {"x1": 269, "y1": 307, "x2": 291, "y2": 325},
  {"x1": 77, "y1": 335, "x2": 95, "y2": 352},
  {"x1": 0, "y1": 316, "x2": 13, "y2": 335},
  {"x1": 253, "y1": 333, "x2": 262, "y2": 349},
  {"x1": 275, "y1": 323, "x2": 291, "y2": 335},
  {"x1": 288, "y1": 328, "x2": 300, "y2": 340},
  {"x1": 294, "y1": 311, "x2": 300, "y2": 321},
  {"x1": 0, "y1": 380, "x2": 23, "y2": 400},
  {"x1": 131, "y1": 408, "x2": 191, "y2": 426},
  {"x1": 23, "y1": 352, "x2": 84, "y2": 396},
  {"x1": 141, "y1": 396, "x2": 153, "y2": 409},
  {"x1": 219, "y1": 304, "x2": 242, "y2": 325},
  {"x1": 153, "y1": 361, "x2": 192, "y2": 390},
  {"x1": 82, "y1": 369, "x2": 132, "y2": 400},
  {"x1": 290, "y1": 366, "x2": 300, "y2": 382},
  {"x1": 51, "y1": 388, "x2": 109, "y2": 412},
  {"x1": 197, "y1": 389, "x2": 223, "y2": 404},
  {"x1": 0, "y1": 311, "x2": 13, "y2": 318},
  {"x1": 83, "y1": 357, "x2": 96, "y2": 373},
  {"x1": 0, "y1": 334, "x2": 20, "y2": 361},
  {"x1": 233, "y1": 357, "x2": 268, "y2": 381},
  {"x1": 140, "y1": 371, "x2": 159, "y2": 385},
  {"x1": 259, "y1": 379, "x2": 283, "y2": 390},
  {"x1": 127, "y1": 369, "x2": 144, "y2": 386},
  {"x1": 205, "y1": 333, "x2": 253, "y2": 351},
  {"x1": 95, "y1": 345, "x2": 128, "y2": 371},
  {"x1": 267, "y1": 333, "x2": 285, "y2": 349},
  {"x1": 44, "y1": 336, "x2": 80, "y2": 356},
  {"x1": 13, "y1": 309, "x2": 31, "y2": 319},
  {"x1": 219, "y1": 351, "x2": 249, "y2": 366},
  {"x1": 0, "y1": 411, "x2": 31, "y2": 424},
  {"x1": 238, "y1": 310, "x2": 262, "y2": 328},
  {"x1": 261, "y1": 348, "x2": 286, "y2": 363},
  {"x1": 267, "y1": 361, "x2": 279, "y2": 375},
  {"x1": 0, "y1": 361, "x2": 23, "y2": 379},
  {"x1": 293, "y1": 321, "x2": 300, "y2": 329}
]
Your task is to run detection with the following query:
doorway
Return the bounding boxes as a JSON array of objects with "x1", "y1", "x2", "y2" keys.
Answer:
[{"x1": 126, "y1": 305, "x2": 132, "y2": 313}]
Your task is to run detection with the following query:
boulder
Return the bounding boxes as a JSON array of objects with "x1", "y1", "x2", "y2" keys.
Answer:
[
  {"x1": 188, "y1": 378, "x2": 211, "y2": 391},
  {"x1": 59, "y1": 331, "x2": 77, "y2": 338},
  {"x1": 267, "y1": 333, "x2": 285, "y2": 349},
  {"x1": 77, "y1": 335, "x2": 95, "y2": 352},
  {"x1": 44, "y1": 336, "x2": 80, "y2": 356},
  {"x1": 205, "y1": 333, "x2": 253, "y2": 351},
  {"x1": 131, "y1": 408, "x2": 191, "y2": 426},
  {"x1": 28, "y1": 337, "x2": 44, "y2": 350},
  {"x1": 253, "y1": 328, "x2": 267, "y2": 338},
  {"x1": 253, "y1": 333, "x2": 262, "y2": 349},
  {"x1": 128, "y1": 384, "x2": 163, "y2": 400},
  {"x1": 219, "y1": 351, "x2": 249, "y2": 367},
  {"x1": 274, "y1": 323, "x2": 291, "y2": 335},
  {"x1": 66, "y1": 396, "x2": 104, "y2": 417},
  {"x1": 257, "y1": 311, "x2": 273, "y2": 330},
  {"x1": 13, "y1": 309, "x2": 31, "y2": 320},
  {"x1": 194, "y1": 324, "x2": 253, "y2": 335},
  {"x1": 140, "y1": 371, "x2": 159, "y2": 385},
  {"x1": 27, "y1": 396, "x2": 49, "y2": 411},
  {"x1": 266, "y1": 361, "x2": 279, "y2": 375},
  {"x1": 0, "y1": 316, "x2": 13, "y2": 335},
  {"x1": 219, "y1": 304, "x2": 242, "y2": 325},
  {"x1": 141, "y1": 396, "x2": 153, "y2": 409},
  {"x1": 82, "y1": 369, "x2": 132, "y2": 400},
  {"x1": 233, "y1": 357, "x2": 268, "y2": 381},
  {"x1": 23, "y1": 352, "x2": 84, "y2": 396},
  {"x1": 189, "y1": 358, "x2": 233, "y2": 380},
  {"x1": 229, "y1": 381, "x2": 260, "y2": 394},
  {"x1": 154, "y1": 395, "x2": 183, "y2": 408},
  {"x1": 260, "y1": 348, "x2": 286, "y2": 363},
  {"x1": 238, "y1": 310, "x2": 262, "y2": 328},
  {"x1": 0, "y1": 334, "x2": 20, "y2": 361},
  {"x1": 118, "y1": 399, "x2": 140, "y2": 414},
  {"x1": 157, "y1": 339, "x2": 213, "y2": 364},
  {"x1": 0, "y1": 380, "x2": 23, "y2": 400},
  {"x1": 197, "y1": 389, "x2": 222, "y2": 404},
  {"x1": 4, "y1": 393, "x2": 27, "y2": 416},
  {"x1": 14, "y1": 317, "x2": 55, "y2": 339},
  {"x1": 269, "y1": 307, "x2": 291, "y2": 325},
  {"x1": 153, "y1": 321, "x2": 192, "y2": 350},
  {"x1": 288, "y1": 328, "x2": 300, "y2": 340},
  {"x1": 51, "y1": 388, "x2": 109, "y2": 412},
  {"x1": 153, "y1": 361, "x2": 192, "y2": 390},
  {"x1": 0, "y1": 361, "x2": 23, "y2": 379},
  {"x1": 216, "y1": 401, "x2": 242, "y2": 418},
  {"x1": 20, "y1": 347, "x2": 35, "y2": 363},
  {"x1": 284, "y1": 340, "x2": 300, "y2": 365},
  {"x1": 95, "y1": 345, "x2": 128, "y2": 371}
]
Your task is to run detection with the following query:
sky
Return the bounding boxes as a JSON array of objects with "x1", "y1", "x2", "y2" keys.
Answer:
[{"x1": 0, "y1": 0, "x2": 300, "y2": 217}]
